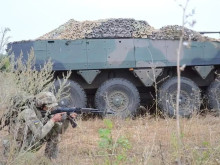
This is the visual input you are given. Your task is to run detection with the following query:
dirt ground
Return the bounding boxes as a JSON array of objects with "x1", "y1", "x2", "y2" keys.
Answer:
[{"x1": 1, "y1": 114, "x2": 220, "y2": 165}]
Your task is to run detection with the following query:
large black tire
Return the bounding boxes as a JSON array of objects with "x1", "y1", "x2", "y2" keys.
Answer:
[
  {"x1": 95, "y1": 78, "x2": 140, "y2": 118},
  {"x1": 54, "y1": 80, "x2": 87, "y2": 108},
  {"x1": 158, "y1": 77, "x2": 201, "y2": 118},
  {"x1": 207, "y1": 79, "x2": 220, "y2": 112}
]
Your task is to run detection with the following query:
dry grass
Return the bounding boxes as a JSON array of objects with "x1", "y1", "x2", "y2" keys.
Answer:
[
  {"x1": 2, "y1": 114, "x2": 219, "y2": 165},
  {"x1": 59, "y1": 115, "x2": 220, "y2": 165}
]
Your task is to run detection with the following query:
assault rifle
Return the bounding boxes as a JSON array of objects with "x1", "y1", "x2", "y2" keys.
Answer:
[{"x1": 40, "y1": 107, "x2": 107, "y2": 128}]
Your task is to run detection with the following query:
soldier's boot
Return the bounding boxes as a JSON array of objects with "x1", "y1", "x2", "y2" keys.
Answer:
[
  {"x1": 45, "y1": 138, "x2": 58, "y2": 159},
  {"x1": 2, "y1": 140, "x2": 10, "y2": 157}
]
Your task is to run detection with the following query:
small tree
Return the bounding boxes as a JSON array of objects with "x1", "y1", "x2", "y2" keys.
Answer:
[
  {"x1": 175, "y1": 0, "x2": 196, "y2": 164},
  {"x1": 0, "y1": 27, "x2": 11, "y2": 71},
  {"x1": 0, "y1": 27, "x2": 11, "y2": 55},
  {"x1": 0, "y1": 50, "x2": 71, "y2": 164}
]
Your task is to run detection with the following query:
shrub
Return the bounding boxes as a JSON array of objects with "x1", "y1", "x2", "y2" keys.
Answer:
[{"x1": 0, "y1": 50, "x2": 71, "y2": 164}]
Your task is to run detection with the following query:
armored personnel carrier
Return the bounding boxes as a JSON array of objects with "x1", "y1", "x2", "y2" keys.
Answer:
[
  {"x1": 7, "y1": 19, "x2": 220, "y2": 118},
  {"x1": 8, "y1": 38, "x2": 220, "y2": 118}
]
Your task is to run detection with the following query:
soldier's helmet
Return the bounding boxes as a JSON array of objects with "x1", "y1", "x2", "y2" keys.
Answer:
[{"x1": 35, "y1": 92, "x2": 58, "y2": 108}]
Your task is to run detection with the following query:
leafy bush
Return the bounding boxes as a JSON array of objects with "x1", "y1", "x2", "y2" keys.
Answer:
[
  {"x1": 98, "y1": 119, "x2": 131, "y2": 164},
  {"x1": 0, "y1": 50, "x2": 70, "y2": 164},
  {"x1": 0, "y1": 55, "x2": 10, "y2": 71}
]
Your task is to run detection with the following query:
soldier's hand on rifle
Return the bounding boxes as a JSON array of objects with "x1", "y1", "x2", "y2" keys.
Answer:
[
  {"x1": 51, "y1": 112, "x2": 66, "y2": 122},
  {"x1": 70, "y1": 113, "x2": 77, "y2": 119}
]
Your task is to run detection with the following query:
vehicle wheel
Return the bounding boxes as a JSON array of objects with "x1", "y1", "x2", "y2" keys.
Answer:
[
  {"x1": 158, "y1": 77, "x2": 201, "y2": 118},
  {"x1": 207, "y1": 79, "x2": 220, "y2": 112},
  {"x1": 95, "y1": 78, "x2": 140, "y2": 118},
  {"x1": 54, "y1": 79, "x2": 87, "y2": 108}
]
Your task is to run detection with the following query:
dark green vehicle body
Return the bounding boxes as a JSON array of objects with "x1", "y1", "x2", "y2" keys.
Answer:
[
  {"x1": 10, "y1": 39, "x2": 220, "y2": 68},
  {"x1": 8, "y1": 38, "x2": 220, "y2": 117}
]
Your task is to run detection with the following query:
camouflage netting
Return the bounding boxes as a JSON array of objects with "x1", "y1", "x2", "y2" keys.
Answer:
[
  {"x1": 151, "y1": 25, "x2": 203, "y2": 41},
  {"x1": 38, "y1": 18, "x2": 219, "y2": 41},
  {"x1": 38, "y1": 18, "x2": 155, "y2": 40}
]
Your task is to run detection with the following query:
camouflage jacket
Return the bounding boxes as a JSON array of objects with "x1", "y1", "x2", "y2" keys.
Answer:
[{"x1": 10, "y1": 107, "x2": 69, "y2": 151}]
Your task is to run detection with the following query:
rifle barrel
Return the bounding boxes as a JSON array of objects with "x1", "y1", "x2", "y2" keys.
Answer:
[{"x1": 41, "y1": 107, "x2": 103, "y2": 116}]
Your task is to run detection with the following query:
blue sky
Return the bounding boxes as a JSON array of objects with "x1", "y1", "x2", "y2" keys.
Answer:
[{"x1": 1, "y1": 0, "x2": 219, "y2": 42}]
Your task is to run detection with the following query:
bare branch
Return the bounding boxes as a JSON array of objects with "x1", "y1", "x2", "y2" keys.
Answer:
[{"x1": 0, "y1": 27, "x2": 11, "y2": 55}]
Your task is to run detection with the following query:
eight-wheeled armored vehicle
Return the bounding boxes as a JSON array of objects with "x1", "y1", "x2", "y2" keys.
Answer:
[{"x1": 7, "y1": 38, "x2": 220, "y2": 117}]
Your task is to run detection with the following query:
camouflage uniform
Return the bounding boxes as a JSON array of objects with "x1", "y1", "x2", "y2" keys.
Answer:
[{"x1": 4, "y1": 92, "x2": 69, "y2": 159}]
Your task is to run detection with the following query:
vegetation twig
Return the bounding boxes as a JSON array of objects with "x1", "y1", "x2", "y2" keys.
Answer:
[{"x1": 0, "y1": 27, "x2": 10, "y2": 55}]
